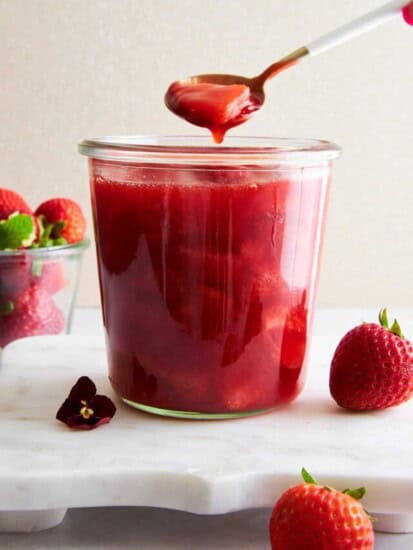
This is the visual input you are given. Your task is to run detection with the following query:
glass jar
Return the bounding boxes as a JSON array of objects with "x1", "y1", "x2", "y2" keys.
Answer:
[
  {"x1": 0, "y1": 240, "x2": 89, "y2": 349},
  {"x1": 79, "y1": 136, "x2": 340, "y2": 418}
]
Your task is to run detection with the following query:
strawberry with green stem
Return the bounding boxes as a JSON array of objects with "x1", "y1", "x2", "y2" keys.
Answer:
[
  {"x1": 269, "y1": 468, "x2": 374, "y2": 550},
  {"x1": 35, "y1": 198, "x2": 86, "y2": 245},
  {"x1": 34, "y1": 261, "x2": 67, "y2": 295},
  {"x1": 33, "y1": 216, "x2": 67, "y2": 248},
  {"x1": 329, "y1": 308, "x2": 413, "y2": 411}
]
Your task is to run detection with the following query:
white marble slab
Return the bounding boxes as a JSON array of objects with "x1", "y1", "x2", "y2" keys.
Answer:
[{"x1": 0, "y1": 321, "x2": 412, "y2": 534}]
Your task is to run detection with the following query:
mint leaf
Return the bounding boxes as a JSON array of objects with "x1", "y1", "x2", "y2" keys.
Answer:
[{"x1": 0, "y1": 214, "x2": 36, "y2": 250}]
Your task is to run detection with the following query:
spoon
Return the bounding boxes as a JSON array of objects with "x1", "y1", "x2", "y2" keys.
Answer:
[{"x1": 165, "y1": 0, "x2": 412, "y2": 143}]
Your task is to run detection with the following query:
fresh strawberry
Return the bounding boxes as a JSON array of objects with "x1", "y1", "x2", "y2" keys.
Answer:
[
  {"x1": 220, "y1": 330, "x2": 280, "y2": 411},
  {"x1": 269, "y1": 469, "x2": 374, "y2": 550},
  {"x1": 330, "y1": 309, "x2": 413, "y2": 411},
  {"x1": 0, "y1": 188, "x2": 32, "y2": 219},
  {"x1": 0, "y1": 285, "x2": 65, "y2": 348},
  {"x1": 0, "y1": 257, "x2": 32, "y2": 298},
  {"x1": 279, "y1": 300, "x2": 308, "y2": 370},
  {"x1": 33, "y1": 260, "x2": 67, "y2": 294},
  {"x1": 35, "y1": 198, "x2": 86, "y2": 244}
]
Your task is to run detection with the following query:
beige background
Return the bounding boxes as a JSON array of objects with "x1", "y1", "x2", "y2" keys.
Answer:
[{"x1": 0, "y1": 0, "x2": 412, "y2": 307}]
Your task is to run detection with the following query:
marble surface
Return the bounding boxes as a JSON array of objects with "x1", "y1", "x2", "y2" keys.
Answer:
[{"x1": 1, "y1": 307, "x2": 413, "y2": 547}]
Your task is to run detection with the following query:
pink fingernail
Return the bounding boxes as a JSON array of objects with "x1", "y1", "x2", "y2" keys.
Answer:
[{"x1": 402, "y1": 5, "x2": 413, "y2": 25}]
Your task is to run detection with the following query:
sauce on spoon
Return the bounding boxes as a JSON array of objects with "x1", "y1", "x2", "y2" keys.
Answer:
[
  {"x1": 164, "y1": 43, "x2": 308, "y2": 144},
  {"x1": 165, "y1": 81, "x2": 263, "y2": 144},
  {"x1": 164, "y1": 53, "x2": 300, "y2": 144}
]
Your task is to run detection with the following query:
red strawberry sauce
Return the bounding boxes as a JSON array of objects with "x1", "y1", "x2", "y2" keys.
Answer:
[
  {"x1": 90, "y1": 158, "x2": 328, "y2": 414},
  {"x1": 165, "y1": 82, "x2": 262, "y2": 143}
]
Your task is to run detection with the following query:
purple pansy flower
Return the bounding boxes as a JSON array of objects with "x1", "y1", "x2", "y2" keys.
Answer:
[{"x1": 56, "y1": 376, "x2": 116, "y2": 430}]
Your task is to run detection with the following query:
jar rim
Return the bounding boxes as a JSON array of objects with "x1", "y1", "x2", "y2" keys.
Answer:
[
  {"x1": 78, "y1": 135, "x2": 341, "y2": 166},
  {"x1": 0, "y1": 238, "x2": 90, "y2": 258}
]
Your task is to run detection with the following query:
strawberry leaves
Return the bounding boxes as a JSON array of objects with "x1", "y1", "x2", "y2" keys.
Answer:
[
  {"x1": 0, "y1": 213, "x2": 36, "y2": 250},
  {"x1": 32, "y1": 215, "x2": 67, "y2": 248},
  {"x1": 379, "y1": 308, "x2": 404, "y2": 338},
  {"x1": 378, "y1": 308, "x2": 389, "y2": 328},
  {"x1": 0, "y1": 212, "x2": 69, "y2": 251},
  {"x1": 342, "y1": 487, "x2": 366, "y2": 500},
  {"x1": 301, "y1": 468, "x2": 318, "y2": 485},
  {"x1": 302, "y1": 468, "x2": 366, "y2": 501}
]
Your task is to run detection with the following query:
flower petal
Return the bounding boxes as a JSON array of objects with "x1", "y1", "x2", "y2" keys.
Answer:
[
  {"x1": 68, "y1": 376, "x2": 96, "y2": 401},
  {"x1": 66, "y1": 414, "x2": 88, "y2": 428},
  {"x1": 56, "y1": 378, "x2": 116, "y2": 430},
  {"x1": 90, "y1": 394, "x2": 117, "y2": 419},
  {"x1": 92, "y1": 417, "x2": 112, "y2": 429},
  {"x1": 56, "y1": 398, "x2": 81, "y2": 423},
  {"x1": 66, "y1": 415, "x2": 112, "y2": 430}
]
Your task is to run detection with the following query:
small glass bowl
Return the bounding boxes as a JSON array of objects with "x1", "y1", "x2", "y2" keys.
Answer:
[{"x1": 0, "y1": 239, "x2": 89, "y2": 348}]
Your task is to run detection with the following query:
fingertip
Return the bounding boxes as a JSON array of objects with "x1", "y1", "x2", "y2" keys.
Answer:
[{"x1": 402, "y1": 5, "x2": 413, "y2": 26}]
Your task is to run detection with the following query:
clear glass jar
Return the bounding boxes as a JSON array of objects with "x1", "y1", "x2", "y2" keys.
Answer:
[
  {"x1": 79, "y1": 136, "x2": 340, "y2": 419},
  {"x1": 0, "y1": 240, "x2": 89, "y2": 348}
]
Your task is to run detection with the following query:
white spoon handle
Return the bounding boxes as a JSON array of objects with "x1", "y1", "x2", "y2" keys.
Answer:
[{"x1": 306, "y1": 0, "x2": 409, "y2": 56}]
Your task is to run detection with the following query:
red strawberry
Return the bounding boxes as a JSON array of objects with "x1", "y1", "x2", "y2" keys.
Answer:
[
  {"x1": 0, "y1": 285, "x2": 65, "y2": 348},
  {"x1": 269, "y1": 469, "x2": 374, "y2": 550},
  {"x1": 220, "y1": 330, "x2": 281, "y2": 411},
  {"x1": 0, "y1": 257, "x2": 32, "y2": 298},
  {"x1": 0, "y1": 188, "x2": 32, "y2": 219},
  {"x1": 34, "y1": 261, "x2": 67, "y2": 295},
  {"x1": 330, "y1": 309, "x2": 413, "y2": 411},
  {"x1": 279, "y1": 300, "x2": 308, "y2": 370},
  {"x1": 35, "y1": 198, "x2": 86, "y2": 244}
]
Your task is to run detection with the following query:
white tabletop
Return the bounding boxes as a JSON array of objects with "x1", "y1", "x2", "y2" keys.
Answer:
[{"x1": 1, "y1": 307, "x2": 413, "y2": 550}]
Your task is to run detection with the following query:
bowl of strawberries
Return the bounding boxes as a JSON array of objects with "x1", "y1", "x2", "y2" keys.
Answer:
[{"x1": 0, "y1": 188, "x2": 89, "y2": 349}]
